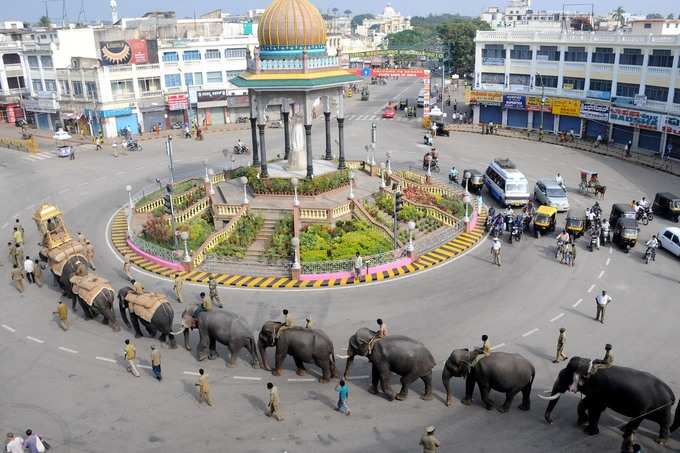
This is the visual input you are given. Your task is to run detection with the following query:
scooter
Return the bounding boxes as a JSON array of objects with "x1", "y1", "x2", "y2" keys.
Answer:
[
  {"x1": 233, "y1": 144, "x2": 249, "y2": 154},
  {"x1": 588, "y1": 232, "x2": 599, "y2": 252},
  {"x1": 509, "y1": 221, "x2": 522, "y2": 244},
  {"x1": 424, "y1": 135, "x2": 433, "y2": 146},
  {"x1": 636, "y1": 208, "x2": 653, "y2": 225},
  {"x1": 126, "y1": 140, "x2": 142, "y2": 152},
  {"x1": 644, "y1": 246, "x2": 656, "y2": 264}
]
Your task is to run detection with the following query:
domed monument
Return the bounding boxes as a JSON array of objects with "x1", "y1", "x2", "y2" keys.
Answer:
[{"x1": 231, "y1": 0, "x2": 359, "y2": 178}]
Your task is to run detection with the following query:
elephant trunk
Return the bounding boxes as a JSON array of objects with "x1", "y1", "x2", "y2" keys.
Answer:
[
  {"x1": 342, "y1": 352, "x2": 355, "y2": 380},
  {"x1": 542, "y1": 381, "x2": 563, "y2": 424},
  {"x1": 183, "y1": 328, "x2": 191, "y2": 351},
  {"x1": 442, "y1": 367, "x2": 453, "y2": 406},
  {"x1": 258, "y1": 338, "x2": 270, "y2": 371},
  {"x1": 671, "y1": 401, "x2": 680, "y2": 433},
  {"x1": 248, "y1": 337, "x2": 261, "y2": 368},
  {"x1": 118, "y1": 293, "x2": 130, "y2": 327}
]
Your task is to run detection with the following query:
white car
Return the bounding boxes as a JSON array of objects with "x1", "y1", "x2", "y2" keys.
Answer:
[
  {"x1": 57, "y1": 145, "x2": 73, "y2": 158},
  {"x1": 658, "y1": 227, "x2": 680, "y2": 257},
  {"x1": 534, "y1": 178, "x2": 570, "y2": 212}
]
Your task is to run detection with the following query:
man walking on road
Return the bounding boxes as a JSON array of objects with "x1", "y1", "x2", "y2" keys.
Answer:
[
  {"x1": 13, "y1": 227, "x2": 23, "y2": 246},
  {"x1": 11, "y1": 265, "x2": 24, "y2": 293},
  {"x1": 23, "y1": 256, "x2": 35, "y2": 284},
  {"x1": 33, "y1": 258, "x2": 44, "y2": 287},
  {"x1": 595, "y1": 290, "x2": 612, "y2": 324},
  {"x1": 173, "y1": 273, "x2": 184, "y2": 303},
  {"x1": 124, "y1": 339, "x2": 140, "y2": 377},
  {"x1": 150, "y1": 345, "x2": 162, "y2": 381},
  {"x1": 5, "y1": 433, "x2": 24, "y2": 453},
  {"x1": 553, "y1": 328, "x2": 567, "y2": 363},
  {"x1": 196, "y1": 368, "x2": 213, "y2": 406},
  {"x1": 266, "y1": 382, "x2": 283, "y2": 421},
  {"x1": 335, "y1": 380, "x2": 351, "y2": 416},
  {"x1": 353, "y1": 252, "x2": 363, "y2": 280},
  {"x1": 419, "y1": 426, "x2": 440, "y2": 453},
  {"x1": 208, "y1": 275, "x2": 223, "y2": 308},
  {"x1": 123, "y1": 254, "x2": 132, "y2": 280},
  {"x1": 491, "y1": 237, "x2": 502, "y2": 266},
  {"x1": 53, "y1": 299, "x2": 70, "y2": 331}
]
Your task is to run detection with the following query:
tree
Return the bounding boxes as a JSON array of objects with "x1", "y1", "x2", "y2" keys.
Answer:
[
  {"x1": 344, "y1": 9, "x2": 352, "y2": 17},
  {"x1": 611, "y1": 7, "x2": 625, "y2": 27},
  {"x1": 387, "y1": 29, "x2": 428, "y2": 49},
  {"x1": 645, "y1": 13, "x2": 663, "y2": 19},
  {"x1": 332, "y1": 7, "x2": 339, "y2": 16},
  {"x1": 38, "y1": 16, "x2": 51, "y2": 28},
  {"x1": 667, "y1": 13, "x2": 675, "y2": 19},
  {"x1": 351, "y1": 13, "x2": 375, "y2": 29},
  {"x1": 436, "y1": 18, "x2": 491, "y2": 76}
]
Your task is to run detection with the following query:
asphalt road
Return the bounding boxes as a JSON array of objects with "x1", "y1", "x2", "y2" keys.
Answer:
[{"x1": 1, "y1": 77, "x2": 679, "y2": 453}]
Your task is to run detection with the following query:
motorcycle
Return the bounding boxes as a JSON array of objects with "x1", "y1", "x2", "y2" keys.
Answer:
[
  {"x1": 509, "y1": 221, "x2": 522, "y2": 244},
  {"x1": 600, "y1": 225, "x2": 610, "y2": 245},
  {"x1": 184, "y1": 129, "x2": 192, "y2": 139},
  {"x1": 644, "y1": 246, "x2": 656, "y2": 264},
  {"x1": 171, "y1": 122, "x2": 184, "y2": 129},
  {"x1": 126, "y1": 140, "x2": 142, "y2": 152},
  {"x1": 423, "y1": 159, "x2": 440, "y2": 173},
  {"x1": 237, "y1": 116, "x2": 249, "y2": 124},
  {"x1": 233, "y1": 144, "x2": 249, "y2": 154},
  {"x1": 588, "y1": 232, "x2": 599, "y2": 252},
  {"x1": 636, "y1": 208, "x2": 653, "y2": 225},
  {"x1": 424, "y1": 135, "x2": 433, "y2": 146}
]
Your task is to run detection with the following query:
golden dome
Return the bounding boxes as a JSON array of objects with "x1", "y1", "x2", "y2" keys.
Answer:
[{"x1": 258, "y1": 0, "x2": 327, "y2": 48}]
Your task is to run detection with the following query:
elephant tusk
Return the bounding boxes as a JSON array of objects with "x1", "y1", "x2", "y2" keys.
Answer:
[
  {"x1": 171, "y1": 326, "x2": 186, "y2": 335},
  {"x1": 537, "y1": 393, "x2": 561, "y2": 401}
]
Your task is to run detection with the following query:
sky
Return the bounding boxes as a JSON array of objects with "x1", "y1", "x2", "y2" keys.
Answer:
[{"x1": 4, "y1": 0, "x2": 679, "y2": 24}]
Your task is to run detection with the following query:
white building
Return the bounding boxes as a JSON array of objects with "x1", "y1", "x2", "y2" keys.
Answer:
[
  {"x1": 355, "y1": 4, "x2": 411, "y2": 47},
  {"x1": 480, "y1": 0, "x2": 591, "y2": 31},
  {"x1": 630, "y1": 19, "x2": 680, "y2": 36}
]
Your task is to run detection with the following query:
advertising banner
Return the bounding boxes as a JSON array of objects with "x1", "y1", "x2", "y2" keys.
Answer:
[
  {"x1": 526, "y1": 96, "x2": 552, "y2": 113},
  {"x1": 551, "y1": 98, "x2": 581, "y2": 117},
  {"x1": 167, "y1": 94, "x2": 189, "y2": 111},
  {"x1": 503, "y1": 94, "x2": 525, "y2": 110},
  {"x1": 663, "y1": 115, "x2": 680, "y2": 136},
  {"x1": 609, "y1": 107, "x2": 663, "y2": 131},
  {"x1": 580, "y1": 101, "x2": 610, "y2": 121},
  {"x1": 468, "y1": 90, "x2": 502, "y2": 106},
  {"x1": 100, "y1": 39, "x2": 158, "y2": 65},
  {"x1": 371, "y1": 67, "x2": 428, "y2": 78},
  {"x1": 197, "y1": 90, "x2": 228, "y2": 103}
]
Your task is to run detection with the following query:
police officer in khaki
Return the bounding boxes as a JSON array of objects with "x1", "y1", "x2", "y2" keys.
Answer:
[
  {"x1": 124, "y1": 339, "x2": 140, "y2": 377},
  {"x1": 419, "y1": 426, "x2": 440, "y2": 453},
  {"x1": 208, "y1": 275, "x2": 223, "y2": 308},
  {"x1": 131, "y1": 279, "x2": 144, "y2": 295},
  {"x1": 33, "y1": 258, "x2": 44, "y2": 288},
  {"x1": 11, "y1": 265, "x2": 24, "y2": 293},
  {"x1": 196, "y1": 368, "x2": 213, "y2": 406},
  {"x1": 200, "y1": 291, "x2": 212, "y2": 312},
  {"x1": 173, "y1": 273, "x2": 185, "y2": 303},
  {"x1": 53, "y1": 299, "x2": 70, "y2": 331},
  {"x1": 85, "y1": 240, "x2": 96, "y2": 270},
  {"x1": 266, "y1": 382, "x2": 283, "y2": 421},
  {"x1": 553, "y1": 327, "x2": 568, "y2": 363},
  {"x1": 123, "y1": 254, "x2": 132, "y2": 280}
]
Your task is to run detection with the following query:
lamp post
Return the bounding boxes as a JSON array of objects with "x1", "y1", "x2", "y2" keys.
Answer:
[
  {"x1": 126, "y1": 184, "x2": 133, "y2": 239},
  {"x1": 407, "y1": 220, "x2": 415, "y2": 253},
  {"x1": 207, "y1": 168, "x2": 215, "y2": 195},
  {"x1": 291, "y1": 236, "x2": 301, "y2": 270},
  {"x1": 385, "y1": 150, "x2": 392, "y2": 174},
  {"x1": 180, "y1": 231, "x2": 191, "y2": 263},
  {"x1": 165, "y1": 136, "x2": 176, "y2": 184},
  {"x1": 203, "y1": 159, "x2": 209, "y2": 181},
  {"x1": 155, "y1": 178, "x2": 163, "y2": 193},
  {"x1": 379, "y1": 162, "x2": 386, "y2": 189},
  {"x1": 537, "y1": 72, "x2": 545, "y2": 139},
  {"x1": 463, "y1": 179, "x2": 472, "y2": 231},
  {"x1": 370, "y1": 143, "x2": 376, "y2": 166},
  {"x1": 240, "y1": 176, "x2": 249, "y2": 204},
  {"x1": 426, "y1": 158, "x2": 432, "y2": 178},
  {"x1": 291, "y1": 176, "x2": 300, "y2": 207},
  {"x1": 348, "y1": 171, "x2": 355, "y2": 200}
]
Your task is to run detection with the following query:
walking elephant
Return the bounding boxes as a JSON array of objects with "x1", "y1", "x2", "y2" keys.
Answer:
[
  {"x1": 343, "y1": 328, "x2": 435, "y2": 401},
  {"x1": 181, "y1": 305, "x2": 259, "y2": 367},
  {"x1": 540, "y1": 357, "x2": 680, "y2": 450},
  {"x1": 69, "y1": 274, "x2": 120, "y2": 331},
  {"x1": 54, "y1": 255, "x2": 90, "y2": 296},
  {"x1": 118, "y1": 287, "x2": 178, "y2": 348},
  {"x1": 442, "y1": 349, "x2": 534, "y2": 412},
  {"x1": 258, "y1": 321, "x2": 336, "y2": 383}
]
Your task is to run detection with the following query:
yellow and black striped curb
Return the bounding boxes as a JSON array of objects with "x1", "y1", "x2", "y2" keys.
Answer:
[{"x1": 111, "y1": 209, "x2": 487, "y2": 289}]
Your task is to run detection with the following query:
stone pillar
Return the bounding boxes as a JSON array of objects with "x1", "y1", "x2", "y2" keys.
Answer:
[
  {"x1": 250, "y1": 117, "x2": 260, "y2": 167},
  {"x1": 282, "y1": 111, "x2": 291, "y2": 160},
  {"x1": 258, "y1": 123, "x2": 268, "y2": 177},
  {"x1": 337, "y1": 117, "x2": 346, "y2": 170},
  {"x1": 324, "y1": 111, "x2": 332, "y2": 160},
  {"x1": 305, "y1": 124, "x2": 313, "y2": 178}
]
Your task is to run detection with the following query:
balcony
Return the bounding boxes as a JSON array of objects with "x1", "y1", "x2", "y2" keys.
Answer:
[
  {"x1": 619, "y1": 65, "x2": 642, "y2": 74},
  {"x1": 481, "y1": 57, "x2": 505, "y2": 66},
  {"x1": 478, "y1": 83, "x2": 505, "y2": 91},
  {"x1": 647, "y1": 66, "x2": 671, "y2": 76},
  {"x1": 644, "y1": 100, "x2": 669, "y2": 112},
  {"x1": 140, "y1": 90, "x2": 163, "y2": 97},
  {"x1": 590, "y1": 64, "x2": 613, "y2": 73},
  {"x1": 112, "y1": 92, "x2": 136, "y2": 101},
  {"x1": 136, "y1": 64, "x2": 160, "y2": 72}
]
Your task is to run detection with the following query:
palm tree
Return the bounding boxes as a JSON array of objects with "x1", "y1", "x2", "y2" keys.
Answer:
[
  {"x1": 612, "y1": 7, "x2": 625, "y2": 27},
  {"x1": 38, "y1": 16, "x2": 51, "y2": 28},
  {"x1": 344, "y1": 9, "x2": 352, "y2": 17}
]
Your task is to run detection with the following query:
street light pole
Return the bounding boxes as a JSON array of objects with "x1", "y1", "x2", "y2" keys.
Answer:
[
  {"x1": 126, "y1": 185, "x2": 133, "y2": 239},
  {"x1": 537, "y1": 72, "x2": 545, "y2": 139},
  {"x1": 165, "y1": 136, "x2": 176, "y2": 184}
]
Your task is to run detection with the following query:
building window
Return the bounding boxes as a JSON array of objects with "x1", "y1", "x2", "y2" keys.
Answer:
[
  {"x1": 225, "y1": 71, "x2": 240, "y2": 80},
  {"x1": 2, "y1": 53, "x2": 21, "y2": 65},
  {"x1": 44, "y1": 79, "x2": 56, "y2": 92},
  {"x1": 32, "y1": 79, "x2": 43, "y2": 92},
  {"x1": 482, "y1": 44, "x2": 505, "y2": 59},
  {"x1": 110, "y1": 79, "x2": 134, "y2": 97},
  {"x1": 162, "y1": 52, "x2": 179, "y2": 62},
  {"x1": 591, "y1": 48, "x2": 615, "y2": 64},
  {"x1": 40, "y1": 55, "x2": 53, "y2": 68},
  {"x1": 619, "y1": 49, "x2": 643, "y2": 66},
  {"x1": 182, "y1": 50, "x2": 201, "y2": 61},
  {"x1": 164, "y1": 73, "x2": 182, "y2": 88},
  {"x1": 59, "y1": 80, "x2": 70, "y2": 94},
  {"x1": 644, "y1": 23, "x2": 651, "y2": 29},
  {"x1": 206, "y1": 71, "x2": 223, "y2": 83},
  {"x1": 674, "y1": 89, "x2": 680, "y2": 104},
  {"x1": 205, "y1": 49, "x2": 221, "y2": 59},
  {"x1": 537, "y1": 46, "x2": 560, "y2": 61},
  {"x1": 509, "y1": 73, "x2": 530, "y2": 86},
  {"x1": 648, "y1": 49, "x2": 673, "y2": 68},
  {"x1": 6, "y1": 76, "x2": 25, "y2": 89},
  {"x1": 562, "y1": 77, "x2": 585, "y2": 90},
  {"x1": 184, "y1": 72, "x2": 204, "y2": 86},
  {"x1": 510, "y1": 45, "x2": 532, "y2": 60},
  {"x1": 85, "y1": 81, "x2": 98, "y2": 99},
  {"x1": 616, "y1": 83, "x2": 640, "y2": 98},
  {"x1": 564, "y1": 47, "x2": 587, "y2": 62},
  {"x1": 589, "y1": 79, "x2": 612, "y2": 92},
  {"x1": 481, "y1": 72, "x2": 504, "y2": 84},
  {"x1": 223, "y1": 48, "x2": 247, "y2": 59},
  {"x1": 138, "y1": 77, "x2": 161, "y2": 92},
  {"x1": 535, "y1": 74, "x2": 558, "y2": 88},
  {"x1": 645, "y1": 85, "x2": 669, "y2": 102},
  {"x1": 72, "y1": 80, "x2": 83, "y2": 97},
  {"x1": 27, "y1": 55, "x2": 39, "y2": 69}
]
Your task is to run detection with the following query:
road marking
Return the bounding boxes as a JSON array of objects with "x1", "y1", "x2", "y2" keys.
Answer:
[
  {"x1": 587, "y1": 284, "x2": 596, "y2": 293},
  {"x1": 609, "y1": 247, "x2": 613, "y2": 255},
  {"x1": 138, "y1": 364, "x2": 152, "y2": 370},
  {"x1": 572, "y1": 298, "x2": 583, "y2": 307},
  {"x1": 115, "y1": 171, "x2": 126, "y2": 176},
  {"x1": 606, "y1": 258, "x2": 610, "y2": 266},
  {"x1": 0, "y1": 223, "x2": 7, "y2": 230},
  {"x1": 598, "y1": 270, "x2": 605, "y2": 279},
  {"x1": 2, "y1": 324, "x2": 16, "y2": 332},
  {"x1": 95, "y1": 356, "x2": 116, "y2": 363},
  {"x1": 58, "y1": 346, "x2": 78, "y2": 354},
  {"x1": 288, "y1": 378, "x2": 315, "y2": 382},
  {"x1": 78, "y1": 182, "x2": 89, "y2": 187},
  {"x1": 233, "y1": 376, "x2": 262, "y2": 381},
  {"x1": 490, "y1": 343, "x2": 506, "y2": 350},
  {"x1": 336, "y1": 354, "x2": 349, "y2": 359},
  {"x1": 348, "y1": 375, "x2": 369, "y2": 380},
  {"x1": 521, "y1": 328, "x2": 539, "y2": 338},
  {"x1": 550, "y1": 313, "x2": 565, "y2": 323},
  {"x1": 26, "y1": 336, "x2": 44, "y2": 344},
  {"x1": 57, "y1": 188, "x2": 70, "y2": 194},
  {"x1": 183, "y1": 371, "x2": 200, "y2": 376}
]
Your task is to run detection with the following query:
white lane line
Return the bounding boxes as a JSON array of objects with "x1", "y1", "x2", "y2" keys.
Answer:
[
  {"x1": 115, "y1": 171, "x2": 126, "y2": 176},
  {"x1": 95, "y1": 356, "x2": 116, "y2": 363},
  {"x1": 2, "y1": 324, "x2": 16, "y2": 332},
  {"x1": 57, "y1": 188, "x2": 70, "y2": 194},
  {"x1": 572, "y1": 298, "x2": 583, "y2": 307},
  {"x1": 521, "y1": 328, "x2": 539, "y2": 338},
  {"x1": 606, "y1": 258, "x2": 611, "y2": 266},
  {"x1": 77, "y1": 182, "x2": 89, "y2": 187},
  {"x1": 598, "y1": 270, "x2": 605, "y2": 279},
  {"x1": 288, "y1": 378, "x2": 315, "y2": 382},
  {"x1": 26, "y1": 336, "x2": 44, "y2": 344},
  {"x1": 609, "y1": 247, "x2": 613, "y2": 255},
  {"x1": 58, "y1": 346, "x2": 78, "y2": 354},
  {"x1": 138, "y1": 364, "x2": 152, "y2": 370},
  {"x1": 0, "y1": 223, "x2": 7, "y2": 230},
  {"x1": 587, "y1": 284, "x2": 596, "y2": 293},
  {"x1": 348, "y1": 375, "x2": 369, "y2": 380},
  {"x1": 490, "y1": 343, "x2": 506, "y2": 350},
  {"x1": 183, "y1": 371, "x2": 200, "y2": 376},
  {"x1": 336, "y1": 354, "x2": 349, "y2": 359},
  {"x1": 550, "y1": 313, "x2": 565, "y2": 323},
  {"x1": 233, "y1": 376, "x2": 261, "y2": 381}
]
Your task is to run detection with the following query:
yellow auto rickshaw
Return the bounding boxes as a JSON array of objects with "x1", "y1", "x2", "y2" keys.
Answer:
[
  {"x1": 565, "y1": 210, "x2": 586, "y2": 238},
  {"x1": 533, "y1": 205, "x2": 557, "y2": 238},
  {"x1": 346, "y1": 88, "x2": 353, "y2": 97}
]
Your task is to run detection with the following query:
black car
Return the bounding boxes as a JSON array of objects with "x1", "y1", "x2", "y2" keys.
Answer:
[
  {"x1": 612, "y1": 217, "x2": 639, "y2": 252},
  {"x1": 652, "y1": 192, "x2": 680, "y2": 222}
]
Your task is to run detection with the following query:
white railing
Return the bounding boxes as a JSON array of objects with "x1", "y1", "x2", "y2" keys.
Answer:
[
  {"x1": 476, "y1": 30, "x2": 680, "y2": 46},
  {"x1": 141, "y1": 90, "x2": 164, "y2": 97},
  {"x1": 136, "y1": 64, "x2": 160, "y2": 71},
  {"x1": 647, "y1": 67, "x2": 671, "y2": 76},
  {"x1": 590, "y1": 64, "x2": 612, "y2": 73},
  {"x1": 618, "y1": 65, "x2": 641, "y2": 74},
  {"x1": 112, "y1": 93, "x2": 136, "y2": 101}
]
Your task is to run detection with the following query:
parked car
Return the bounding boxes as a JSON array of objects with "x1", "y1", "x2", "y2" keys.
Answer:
[
  {"x1": 658, "y1": 227, "x2": 680, "y2": 257},
  {"x1": 57, "y1": 145, "x2": 73, "y2": 158},
  {"x1": 382, "y1": 106, "x2": 395, "y2": 119},
  {"x1": 534, "y1": 178, "x2": 570, "y2": 212}
]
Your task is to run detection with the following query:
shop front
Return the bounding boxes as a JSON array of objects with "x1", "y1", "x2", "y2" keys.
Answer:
[
  {"x1": 166, "y1": 93, "x2": 189, "y2": 127},
  {"x1": 139, "y1": 98, "x2": 167, "y2": 133},
  {"x1": 100, "y1": 107, "x2": 139, "y2": 138},
  {"x1": 610, "y1": 106, "x2": 663, "y2": 152},
  {"x1": 0, "y1": 102, "x2": 24, "y2": 124},
  {"x1": 503, "y1": 95, "x2": 528, "y2": 129},
  {"x1": 526, "y1": 96, "x2": 554, "y2": 133},
  {"x1": 552, "y1": 99, "x2": 582, "y2": 135},
  {"x1": 197, "y1": 90, "x2": 228, "y2": 126},
  {"x1": 469, "y1": 91, "x2": 503, "y2": 125},
  {"x1": 23, "y1": 96, "x2": 59, "y2": 131},
  {"x1": 663, "y1": 115, "x2": 680, "y2": 159},
  {"x1": 226, "y1": 95, "x2": 250, "y2": 123},
  {"x1": 580, "y1": 101, "x2": 610, "y2": 139}
]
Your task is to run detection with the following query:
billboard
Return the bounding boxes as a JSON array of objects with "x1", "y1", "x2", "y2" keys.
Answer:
[
  {"x1": 663, "y1": 115, "x2": 680, "y2": 136},
  {"x1": 551, "y1": 98, "x2": 581, "y2": 117},
  {"x1": 609, "y1": 107, "x2": 663, "y2": 131},
  {"x1": 526, "y1": 96, "x2": 551, "y2": 113},
  {"x1": 167, "y1": 94, "x2": 189, "y2": 111},
  {"x1": 467, "y1": 90, "x2": 502, "y2": 106},
  {"x1": 580, "y1": 101, "x2": 610, "y2": 121},
  {"x1": 100, "y1": 39, "x2": 158, "y2": 65},
  {"x1": 503, "y1": 94, "x2": 525, "y2": 110},
  {"x1": 197, "y1": 90, "x2": 228, "y2": 103}
]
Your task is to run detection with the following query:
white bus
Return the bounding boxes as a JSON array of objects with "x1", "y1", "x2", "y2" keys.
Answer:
[{"x1": 484, "y1": 158, "x2": 530, "y2": 207}]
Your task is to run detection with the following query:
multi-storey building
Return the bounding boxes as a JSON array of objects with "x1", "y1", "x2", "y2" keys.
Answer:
[{"x1": 472, "y1": 30, "x2": 680, "y2": 158}]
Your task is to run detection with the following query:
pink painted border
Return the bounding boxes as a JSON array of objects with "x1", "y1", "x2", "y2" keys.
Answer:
[
  {"x1": 126, "y1": 238, "x2": 187, "y2": 272},
  {"x1": 300, "y1": 256, "x2": 412, "y2": 281}
]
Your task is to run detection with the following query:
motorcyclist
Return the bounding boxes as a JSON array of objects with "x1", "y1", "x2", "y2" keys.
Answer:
[
  {"x1": 448, "y1": 166, "x2": 459, "y2": 184},
  {"x1": 235, "y1": 139, "x2": 245, "y2": 153},
  {"x1": 600, "y1": 218, "x2": 610, "y2": 244},
  {"x1": 503, "y1": 207, "x2": 513, "y2": 232},
  {"x1": 591, "y1": 201, "x2": 602, "y2": 218},
  {"x1": 645, "y1": 235, "x2": 659, "y2": 261},
  {"x1": 424, "y1": 134, "x2": 433, "y2": 146},
  {"x1": 430, "y1": 148, "x2": 439, "y2": 167},
  {"x1": 184, "y1": 124, "x2": 191, "y2": 138},
  {"x1": 590, "y1": 225, "x2": 601, "y2": 250},
  {"x1": 639, "y1": 197, "x2": 650, "y2": 210},
  {"x1": 423, "y1": 151, "x2": 432, "y2": 169}
]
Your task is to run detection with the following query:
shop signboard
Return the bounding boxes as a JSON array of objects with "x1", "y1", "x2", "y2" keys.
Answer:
[
  {"x1": 587, "y1": 90, "x2": 611, "y2": 101},
  {"x1": 503, "y1": 94, "x2": 525, "y2": 110},
  {"x1": 100, "y1": 39, "x2": 158, "y2": 65},
  {"x1": 226, "y1": 95, "x2": 250, "y2": 108},
  {"x1": 663, "y1": 115, "x2": 680, "y2": 136},
  {"x1": 167, "y1": 93, "x2": 189, "y2": 111},
  {"x1": 100, "y1": 107, "x2": 133, "y2": 118},
  {"x1": 197, "y1": 90, "x2": 228, "y2": 103},
  {"x1": 468, "y1": 90, "x2": 502, "y2": 106},
  {"x1": 609, "y1": 106, "x2": 663, "y2": 131},
  {"x1": 526, "y1": 96, "x2": 552, "y2": 113},
  {"x1": 551, "y1": 98, "x2": 581, "y2": 117},
  {"x1": 580, "y1": 101, "x2": 610, "y2": 121}
]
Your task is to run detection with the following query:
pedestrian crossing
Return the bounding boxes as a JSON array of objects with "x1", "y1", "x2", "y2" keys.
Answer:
[
  {"x1": 22, "y1": 151, "x2": 56, "y2": 162},
  {"x1": 343, "y1": 114, "x2": 419, "y2": 123}
]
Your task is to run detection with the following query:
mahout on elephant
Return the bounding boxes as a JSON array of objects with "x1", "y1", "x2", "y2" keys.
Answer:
[
  {"x1": 181, "y1": 304, "x2": 258, "y2": 367},
  {"x1": 117, "y1": 286, "x2": 178, "y2": 348},
  {"x1": 343, "y1": 328, "x2": 435, "y2": 401},
  {"x1": 541, "y1": 357, "x2": 680, "y2": 450},
  {"x1": 69, "y1": 273, "x2": 120, "y2": 331},
  {"x1": 442, "y1": 348, "x2": 534, "y2": 412},
  {"x1": 258, "y1": 321, "x2": 336, "y2": 383}
]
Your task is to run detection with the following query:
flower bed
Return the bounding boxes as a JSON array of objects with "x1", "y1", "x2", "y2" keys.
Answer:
[
  {"x1": 141, "y1": 213, "x2": 214, "y2": 251},
  {"x1": 136, "y1": 179, "x2": 202, "y2": 207},
  {"x1": 212, "y1": 213, "x2": 263, "y2": 258},
  {"x1": 264, "y1": 214, "x2": 293, "y2": 262},
  {"x1": 240, "y1": 167, "x2": 350, "y2": 196},
  {"x1": 403, "y1": 186, "x2": 465, "y2": 218},
  {"x1": 300, "y1": 219, "x2": 392, "y2": 262}
]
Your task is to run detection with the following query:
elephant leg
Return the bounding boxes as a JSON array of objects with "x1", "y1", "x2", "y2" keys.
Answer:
[
  {"x1": 577, "y1": 399, "x2": 589, "y2": 426},
  {"x1": 620, "y1": 419, "x2": 643, "y2": 453},
  {"x1": 313, "y1": 357, "x2": 330, "y2": 383},
  {"x1": 478, "y1": 383, "x2": 495, "y2": 410},
  {"x1": 584, "y1": 402, "x2": 605, "y2": 435},
  {"x1": 226, "y1": 343, "x2": 239, "y2": 368},
  {"x1": 78, "y1": 299, "x2": 93, "y2": 319},
  {"x1": 518, "y1": 382, "x2": 532, "y2": 411},
  {"x1": 395, "y1": 372, "x2": 418, "y2": 401},
  {"x1": 208, "y1": 337, "x2": 218, "y2": 360},
  {"x1": 130, "y1": 314, "x2": 144, "y2": 338},
  {"x1": 461, "y1": 376, "x2": 476, "y2": 406},
  {"x1": 272, "y1": 347, "x2": 287, "y2": 376},
  {"x1": 293, "y1": 356, "x2": 306, "y2": 376},
  {"x1": 369, "y1": 363, "x2": 380, "y2": 395},
  {"x1": 159, "y1": 333, "x2": 167, "y2": 342},
  {"x1": 420, "y1": 372, "x2": 433, "y2": 401},
  {"x1": 499, "y1": 390, "x2": 520, "y2": 413},
  {"x1": 378, "y1": 365, "x2": 394, "y2": 401},
  {"x1": 145, "y1": 322, "x2": 158, "y2": 337}
]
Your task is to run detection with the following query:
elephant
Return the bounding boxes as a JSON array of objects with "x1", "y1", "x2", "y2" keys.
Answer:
[
  {"x1": 117, "y1": 287, "x2": 178, "y2": 349},
  {"x1": 258, "y1": 321, "x2": 336, "y2": 383},
  {"x1": 343, "y1": 328, "x2": 435, "y2": 401},
  {"x1": 181, "y1": 305, "x2": 259, "y2": 367},
  {"x1": 541, "y1": 357, "x2": 680, "y2": 450},
  {"x1": 442, "y1": 349, "x2": 534, "y2": 412},
  {"x1": 54, "y1": 255, "x2": 90, "y2": 296},
  {"x1": 69, "y1": 279, "x2": 120, "y2": 332}
]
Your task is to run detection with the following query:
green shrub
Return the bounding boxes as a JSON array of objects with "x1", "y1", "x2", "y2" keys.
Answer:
[
  {"x1": 212, "y1": 214, "x2": 263, "y2": 258},
  {"x1": 397, "y1": 204, "x2": 424, "y2": 222},
  {"x1": 374, "y1": 193, "x2": 393, "y2": 213},
  {"x1": 246, "y1": 169, "x2": 350, "y2": 195},
  {"x1": 299, "y1": 219, "x2": 392, "y2": 262},
  {"x1": 436, "y1": 197, "x2": 465, "y2": 218},
  {"x1": 264, "y1": 214, "x2": 293, "y2": 262}
]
